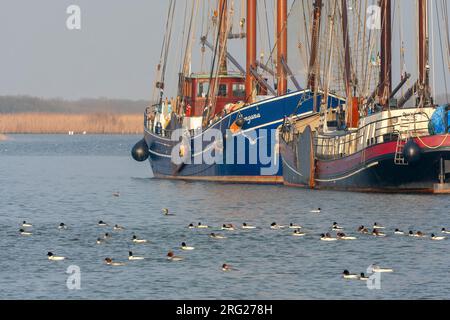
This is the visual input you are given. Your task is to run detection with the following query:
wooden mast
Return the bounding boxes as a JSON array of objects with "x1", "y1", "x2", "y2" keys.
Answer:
[
  {"x1": 246, "y1": 0, "x2": 257, "y2": 103},
  {"x1": 418, "y1": 0, "x2": 431, "y2": 105},
  {"x1": 379, "y1": 0, "x2": 392, "y2": 109},
  {"x1": 308, "y1": 0, "x2": 323, "y2": 93},
  {"x1": 341, "y1": 0, "x2": 352, "y2": 100},
  {"x1": 277, "y1": 0, "x2": 288, "y2": 96},
  {"x1": 218, "y1": 0, "x2": 228, "y2": 75}
]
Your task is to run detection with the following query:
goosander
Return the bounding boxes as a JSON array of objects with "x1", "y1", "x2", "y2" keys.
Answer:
[
  {"x1": 357, "y1": 226, "x2": 369, "y2": 234},
  {"x1": 104, "y1": 258, "x2": 125, "y2": 266},
  {"x1": 371, "y1": 265, "x2": 393, "y2": 273},
  {"x1": 181, "y1": 242, "x2": 195, "y2": 251},
  {"x1": 103, "y1": 233, "x2": 112, "y2": 239},
  {"x1": 22, "y1": 221, "x2": 32, "y2": 228},
  {"x1": 373, "y1": 222, "x2": 385, "y2": 229},
  {"x1": 167, "y1": 251, "x2": 183, "y2": 261},
  {"x1": 394, "y1": 229, "x2": 405, "y2": 235},
  {"x1": 197, "y1": 222, "x2": 209, "y2": 229},
  {"x1": 242, "y1": 223, "x2": 256, "y2": 229},
  {"x1": 337, "y1": 232, "x2": 357, "y2": 240},
  {"x1": 441, "y1": 228, "x2": 450, "y2": 234},
  {"x1": 310, "y1": 208, "x2": 321, "y2": 213},
  {"x1": 359, "y1": 273, "x2": 369, "y2": 281},
  {"x1": 188, "y1": 223, "x2": 195, "y2": 229},
  {"x1": 113, "y1": 224, "x2": 124, "y2": 231},
  {"x1": 372, "y1": 229, "x2": 386, "y2": 237},
  {"x1": 342, "y1": 270, "x2": 359, "y2": 279},
  {"x1": 58, "y1": 223, "x2": 67, "y2": 230},
  {"x1": 19, "y1": 229, "x2": 32, "y2": 236},
  {"x1": 320, "y1": 233, "x2": 337, "y2": 241},
  {"x1": 431, "y1": 234, "x2": 446, "y2": 241},
  {"x1": 414, "y1": 231, "x2": 427, "y2": 238},
  {"x1": 162, "y1": 208, "x2": 174, "y2": 216},
  {"x1": 210, "y1": 233, "x2": 227, "y2": 239},
  {"x1": 98, "y1": 220, "x2": 108, "y2": 227},
  {"x1": 47, "y1": 252, "x2": 65, "y2": 261},
  {"x1": 128, "y1": 251, "x2": 145, "y2": 260},
  {"x1": 292, "y1": 230, "x2": 306, "y2": 237},
  {"x1": 96, "y1": 238, "x2": 104, "y2": 245},
  {"x1": 270, "y1": 222, "x2": 284, "y2": 230},
  {"x1": 132, "y1": 235, "x2": 147, "y2": 244},
  {"x1": 289, "y1": 223, "x2": 302, "y2": 229},
  {"x1": 222, "y1": 263, "x2": 234, "y2": 272},
  {"x1": 332, "y1": 222, "x2": 344, "y2": 230},
  {"x1": 222, "y1": 224, "x2": 235, "y2": 231}
]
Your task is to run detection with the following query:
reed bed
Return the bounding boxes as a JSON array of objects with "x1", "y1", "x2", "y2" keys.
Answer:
[{"x1": 0, "y1": 113, "x2": 143, "y2": 134}]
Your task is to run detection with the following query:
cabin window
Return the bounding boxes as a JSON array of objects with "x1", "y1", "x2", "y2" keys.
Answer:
[
  {"x1": 232, "y1": 83, "x2": 245, "y2": 97},
  {"x1": 197, "y1": 82, "x2": 210, "y2": 98},
  {"x1": 218, "y1": 84, "x2": 228, "y2": 97}
]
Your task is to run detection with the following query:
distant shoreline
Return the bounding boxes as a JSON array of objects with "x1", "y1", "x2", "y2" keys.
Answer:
[{"x1": 0, "y1": 113, "x2": 143, "y2": 134}]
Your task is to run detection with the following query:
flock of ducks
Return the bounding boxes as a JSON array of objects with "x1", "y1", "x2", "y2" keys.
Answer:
[{"x1": 18, "y1": 205, "x2": 449, "y2": 278}]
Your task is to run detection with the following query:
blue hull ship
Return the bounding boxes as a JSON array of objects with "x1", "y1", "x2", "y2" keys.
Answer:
[{"x1": 138, "y1": 90, "x2": 342, "y2": 184}]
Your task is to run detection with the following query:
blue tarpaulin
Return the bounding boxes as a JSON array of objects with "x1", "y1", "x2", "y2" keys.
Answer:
[{"x1": 429, "y1": 105, "x2": 450, "y2": 135}]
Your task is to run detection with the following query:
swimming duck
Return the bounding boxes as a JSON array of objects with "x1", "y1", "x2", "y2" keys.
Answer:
[
  {"x1": 359, "y1": 273, "x2": 369, "y2": 281},
  {"x1": 96, "y1": 237, "x2": 104, "y2": 245},
  {"x1": 270, "y1": 222, "x2": 284, "y2": 230},
  {"x1": 58, "y1": 223, "x2": 67, "y2": 230},
  {"x1": 332, "y1": 222, "x2": 344, "y2": 230},
  {"x1": 222, "y1": 224, "x2": 235, "y2": 231},
  {"x1": 373, "y1": 222, "x2": 385, "y2": 229},
  {"x1": 431, "y1": 234, "x2": 446, "y2": 241},
  {"x1": 22, "y1": 221, "x2": 32, "y2": 228},
  {"x1": 337, "y1": 232, "x2": 357, "y2": 240},
  {"x1": 394, "y1": 229, "x2": 405, "y2": 235},
  {"x1": 413, "y1": 231, "x2": 427, "y2": 238},
  {"x1": 128, "y1": 251, "x2": 145, "y2": 260},
  {"x1": 292, "y1": 230, "x2": 306, "y2": 237},
  {"x1": 371, "y1": 265, "x2": 393, "y2": 273},
  {"x1": 98, "y1": 220, "x2": 108, "y2": 227},
  {"x1": 132, "y1": 235, "x2": 147, "y2": 244},
  {"x1": 289, "y1": 223, "x2": 302, "y2": 229},
  {"x1": 103, "y1": 233, "x2": 112, "y2": 239},
  {"x1": 104, "y1": 258, "x2": 125, "y2": 266},
  {"x1": 210, "y1": 233, "x2": 227, "y2": 239},
  {"x1": 181, "y1": 242, "x2": 195, "y2": 251},
  {"x1": 357, "y1": 225, "x2": 369, "y2": 234},
  {"x1": 242, "y1": 223, "x2": 256, "y2": 229},
  {"x1": 222, "y1": 264, "x2": 233, "y2": 272},
  {"x1": 167, "y1": 251, "x2": 183, "y2": 261},
  {"x1": 162, "y1": 208, "x2": 174, "y2": 216},
  {"x1": 19, "y1": 229, "x2": 32, "y2": 236},
  {"x1": 320, "y1": 233, "x2": 337, "y2": 241},
  {"x1": 441, "y1": 228, "x2": 450, "y2": 234},
  {"x1": 113, "y1": 224, "x2": 125, "y2": 231},
  {"x1": 188, "y1": 223, "x2": 195, "y2": 229},
  {"x1": 310, "y1": 208, "x2": 321, "y2": 213},
  {"x1": 112, "y1": 192, "x2": 120, "y2": 197},
  {"x1": 197, "y1": 222, "x2": 209, "y2": 229},
  {"x1": 372, "y1": 229, "x2": 386, "y2": 237},
  {"x1": 342, "y1": 270, "x2": 359, "y2": 279},
  {"x1": 47, "y1": 252, "x2": 65, "y2": 261}
]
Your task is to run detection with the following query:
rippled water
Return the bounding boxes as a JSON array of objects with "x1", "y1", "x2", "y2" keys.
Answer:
[{"x1": 1, "y1": 134, "x2": 449, "y2": 299}]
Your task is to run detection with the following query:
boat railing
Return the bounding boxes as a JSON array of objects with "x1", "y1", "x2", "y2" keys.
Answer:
[{"x1": 314, "y1": 111, "x2": 431, "y2": 161}]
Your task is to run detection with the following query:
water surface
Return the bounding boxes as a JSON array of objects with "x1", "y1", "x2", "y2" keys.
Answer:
[{"x1": 1, "y1": 134, "x2": 449, "y2": 299}]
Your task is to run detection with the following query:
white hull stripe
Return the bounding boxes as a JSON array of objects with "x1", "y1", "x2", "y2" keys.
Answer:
[{"x1": 315, "y1": 162, "x2": 379, "y2": 182}]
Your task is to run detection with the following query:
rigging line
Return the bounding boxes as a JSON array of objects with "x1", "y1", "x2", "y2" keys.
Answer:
[
  {"x1": 263, "y1": 0, "x2": 275, "y2": 85},
  {"x1": 436, "y1": 0, "x2": 449, "y2": 103},
  {"x1": 179, "y1": 0, "x2": 190, "y2": 74},
  {"x1": 182, "y1": 0, "x2": 198, "y2": 76},
  {"x1": 203, "y1": 0, "x2": 227, "y2": 124}
]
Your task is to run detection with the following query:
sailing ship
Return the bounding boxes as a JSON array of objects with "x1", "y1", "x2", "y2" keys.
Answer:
[
  {"x1": 132, "y1": 0, "x2": 343, "y2": 183},
  {"x1": 280, "y1": 0, "x2": 450, "y2": 193}
]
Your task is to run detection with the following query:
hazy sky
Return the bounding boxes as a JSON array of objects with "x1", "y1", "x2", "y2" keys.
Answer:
[{"x1": 0, "y1": 0, "x2": 448, "y2": 101}]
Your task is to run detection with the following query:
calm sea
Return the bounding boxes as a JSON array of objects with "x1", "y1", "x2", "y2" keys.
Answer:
[{"x1": 0, "y1": 134, "x2": 449, "y2": 299}]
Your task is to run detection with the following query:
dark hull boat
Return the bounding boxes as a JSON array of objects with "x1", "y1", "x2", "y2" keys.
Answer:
[{"x1": 280, "y1": 107, "x2": 450, "y2": 193}]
